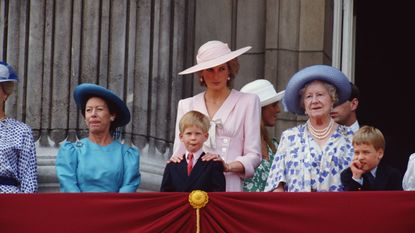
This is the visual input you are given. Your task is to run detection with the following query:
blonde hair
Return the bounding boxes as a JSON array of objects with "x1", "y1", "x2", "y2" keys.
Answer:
[
  {"x1": 179, "y1": 110, "x2": 210, "y2": 133},
  {"x1": 353, "y1": 125, "x2": 385, "y2": 151},
  {"x1": 197, "y1": 58, "x2": 240, "y2": 88}
]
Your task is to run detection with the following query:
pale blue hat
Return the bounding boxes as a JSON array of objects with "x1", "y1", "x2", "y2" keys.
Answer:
[{"x1": 283, "y1": 65, "x2": 351, "y2": 115}]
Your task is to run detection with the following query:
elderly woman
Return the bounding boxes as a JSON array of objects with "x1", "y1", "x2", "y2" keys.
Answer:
[
  {"x1": 171, "y1": 40, "x2": 262, "y2": 191},
  {"x1": 240, "y1": 79, "x2": 285, "y2": 192},
  {"x1": 265, "y1": 65, "x2": 354, "y2": 192},
  {"x1": 0, "y1": 61, "x2": 37, "y2": 193},
  {"x1": 56, "y1": 83, "x2": 140, "y2": 192}
]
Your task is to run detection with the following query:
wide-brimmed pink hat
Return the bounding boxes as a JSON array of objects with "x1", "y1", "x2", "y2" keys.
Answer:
[{"x1": 178, "y1": 40, "x2": 251, "y2": 75}]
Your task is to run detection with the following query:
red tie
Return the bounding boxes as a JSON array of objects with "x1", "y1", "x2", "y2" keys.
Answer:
[{"x1": 187, "y1": 153, "x2": 193, "y2": 176}]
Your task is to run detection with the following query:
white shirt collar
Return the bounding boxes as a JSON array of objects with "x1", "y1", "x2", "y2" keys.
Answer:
[
  {"x1": 186, "y1": 148, "x2": 204, "y2": 165},
  {"x1": 370, "y1": 166, "x2": 378, "y2": 177},
  {"x1": 350, "y1": 120, "x2": 360, "y2": 133}
]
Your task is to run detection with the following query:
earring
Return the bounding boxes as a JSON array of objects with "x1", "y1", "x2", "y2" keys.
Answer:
[
  {"x1": 227, "y1": 77, "x2": 231, "y2": 81},
  {"x1": 110, "y1": 117, "x2": 115, "y2": 121},
  {"x1": 200, "y1": 78, "x2": 203, "y2": 82}
]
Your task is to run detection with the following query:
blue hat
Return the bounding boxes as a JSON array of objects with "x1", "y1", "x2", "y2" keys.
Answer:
[
  {"x1": 0, "y1": 61, "x2": 19, "y2": 83},
  {"x1": 73, "y1": 83, "x2": 131, "y2": 128},
  {"x1": 283, "y1": 65, "x2": 351, "y2": 115}
]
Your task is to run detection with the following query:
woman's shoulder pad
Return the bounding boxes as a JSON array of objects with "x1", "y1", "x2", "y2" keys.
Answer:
[
  {"x1": 118, "y1": 142, "x2": 139, "y2": 154},
  {"x1": 57, "y1": 140, "x2": 80, "y2": 151}
]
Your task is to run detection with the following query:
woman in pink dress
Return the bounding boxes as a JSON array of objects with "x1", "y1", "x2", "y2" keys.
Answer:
[{"x1": 171, "y1": 40, "x2": 261, "y2": 191}]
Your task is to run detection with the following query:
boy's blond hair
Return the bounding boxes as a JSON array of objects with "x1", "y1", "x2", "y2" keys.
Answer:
[
  {"x1": 179, "y1": 110, "x2": 210, "y2": 133},
  {"x1": 353, "y1": 125, "x2": 385, "y2": 151}
]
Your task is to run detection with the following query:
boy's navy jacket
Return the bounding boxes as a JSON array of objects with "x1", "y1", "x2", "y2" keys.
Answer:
[
  {"x1": 160, "y1": 153, "x2": 226, "y2": 192},
  {"x1": 341, "y1": 164, "x2": 403, "y2": 191}
]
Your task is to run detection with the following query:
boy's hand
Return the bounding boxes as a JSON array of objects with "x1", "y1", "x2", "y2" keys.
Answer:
[
  {"x1": 350, "y1": 159, "x2": 365, "y2": 179},
  {"x1": 167, "y1": 154, "x2": 184, "y2": 163}
]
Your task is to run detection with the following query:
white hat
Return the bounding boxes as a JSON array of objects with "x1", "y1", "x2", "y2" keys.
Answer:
[
  {"x1": 240, "y1": 79, "x2": 285, "y2": 107},
  {"x1": 178, "y1": 40, "x2": 251, "y2": 75}
]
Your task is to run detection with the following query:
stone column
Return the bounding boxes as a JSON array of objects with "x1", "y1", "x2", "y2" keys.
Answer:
[{"x1": 264, "y1": 0, "x2": 334, "y2": 137}]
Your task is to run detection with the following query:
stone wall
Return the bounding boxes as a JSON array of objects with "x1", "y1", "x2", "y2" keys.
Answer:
[{"x1": 1, "y1": 0, "x2": 334, "y2": 192}]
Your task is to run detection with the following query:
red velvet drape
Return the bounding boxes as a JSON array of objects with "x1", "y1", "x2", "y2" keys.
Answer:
[
  {"x1": 1, "y1": 192, "x2": 414, "y2": 233},
  {"x1": 203, "y1": 191, "x2": 415, "y2": 233},
  {"x1": 0, "y1": 193, "x2": 195, "y2": 233}
]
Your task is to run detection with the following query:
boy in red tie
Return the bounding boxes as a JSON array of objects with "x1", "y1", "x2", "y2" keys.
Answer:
[{"x1": 160, "y1": 111, "x2": 225, "y2": 192}]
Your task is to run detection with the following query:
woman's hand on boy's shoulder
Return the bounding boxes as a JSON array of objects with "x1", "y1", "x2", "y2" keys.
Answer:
[
  {"x1": 167, "y1": 154, "x2": 184, "y2": 163},
  {"x1": 202, "y1": 153, "x2": 222, "y2": 162}
]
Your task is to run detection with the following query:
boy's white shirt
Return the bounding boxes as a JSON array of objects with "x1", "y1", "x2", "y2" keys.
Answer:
[{"x1": 186, "y1": 147, "x2": 204, "y2": 167}]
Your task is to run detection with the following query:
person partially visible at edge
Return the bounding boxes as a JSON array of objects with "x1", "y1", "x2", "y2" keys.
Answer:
[
  {"x1": 331, "y1": 82, "x2": 360, "y2": 133},
  {"x1": 161, "y1": 110, "x2": 225, "y2": 192},
  {"x1": 403, "y1": 153, "x2": 415, "y2": 191},
  {"x1": 56, "y1": 83, "x2": 140, "y2": 192},
  {"x1": 170, "y1": 40, "x2": 262, "y2": 192},
  {"x1": 240, "y1": 79, "x2": 285, "y2": 192},
  {"x1": 341, "y1": 125, "x2": 402, "y2": 191},
  {"x1": 265, "y1": 65, "x2": 354, "y2": 192},
  {"x1": 0, "y1": 61, "x2": 37, "y2": 193}
]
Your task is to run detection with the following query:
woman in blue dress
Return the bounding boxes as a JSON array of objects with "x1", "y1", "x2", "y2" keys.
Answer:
[
  {"x1": 56, "y1": 83, "x2": 140, "y2": 192},
  {"x1": 265, "y1": 65, "x2": 354, "y2": 192},
  {"x1": 0, "y1": 61, "x2": 38, "y2": 193}
]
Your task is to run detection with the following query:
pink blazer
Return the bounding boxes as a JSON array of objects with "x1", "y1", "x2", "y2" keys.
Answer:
[{"x1": 173, "y1": 89, "x2": 261, "y2": 191}]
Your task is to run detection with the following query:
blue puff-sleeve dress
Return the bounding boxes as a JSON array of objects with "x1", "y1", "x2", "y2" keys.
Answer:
[{"x1": 56, "y1": 138, "x2": 141, "y2": 192}]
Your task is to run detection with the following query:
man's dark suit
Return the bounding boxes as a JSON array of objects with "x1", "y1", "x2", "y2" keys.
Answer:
[
  {"x1": 160, "y1": 153, "x2": 226, "y2": 192},
  {"x1": 341, "y1": 164, "x2": 403, "y2": 191}
]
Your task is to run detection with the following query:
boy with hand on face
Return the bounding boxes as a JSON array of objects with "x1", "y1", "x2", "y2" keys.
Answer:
[
  {"x1": 160, "y1": 111, "x2": 225, "y2": 192},
  {"x1": 341, "y1": 126, "x2": 402, "y2": 191}
]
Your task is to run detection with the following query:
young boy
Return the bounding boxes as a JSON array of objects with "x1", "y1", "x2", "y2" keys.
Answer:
[
  {"x1": 160, "y1": 110, "x2": 225, "y2": 192},
  {"x1": 341, "y1": 126, "x2": 402, "y2": 191}
]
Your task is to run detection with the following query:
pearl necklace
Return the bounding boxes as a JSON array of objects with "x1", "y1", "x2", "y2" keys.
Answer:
[{"x1": 307, "y1": 119, "x2": 334, "y2": 140}]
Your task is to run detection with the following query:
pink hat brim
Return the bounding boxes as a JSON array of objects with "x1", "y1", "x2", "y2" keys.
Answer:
[{"x1": 178, "y1": 46, "x2": 251, "y2": 75}]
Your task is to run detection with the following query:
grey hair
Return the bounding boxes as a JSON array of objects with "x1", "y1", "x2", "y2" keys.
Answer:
[{"x1": 298, "y1": 80, "x2": 338, "y2": 111}]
